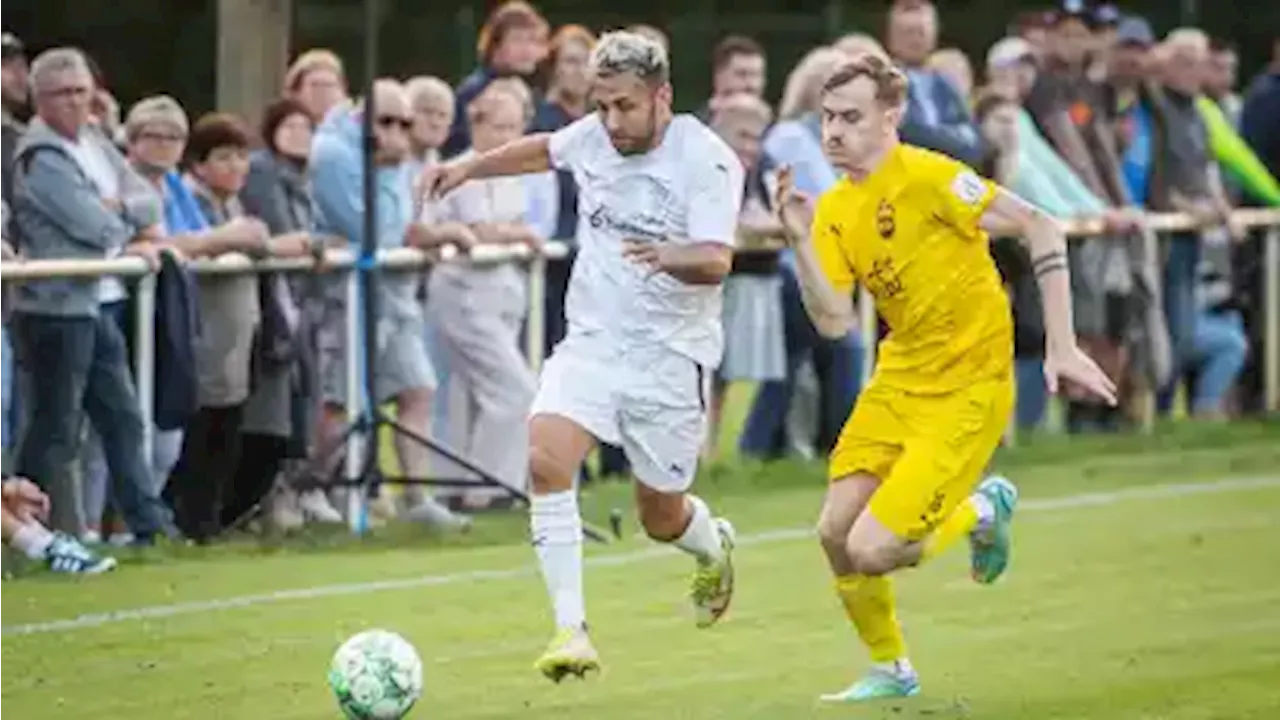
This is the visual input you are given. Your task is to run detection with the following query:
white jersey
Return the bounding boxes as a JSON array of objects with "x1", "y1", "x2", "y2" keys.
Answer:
[{"x1": 548, "y1": 113, "x2": 744, "y2": 368}]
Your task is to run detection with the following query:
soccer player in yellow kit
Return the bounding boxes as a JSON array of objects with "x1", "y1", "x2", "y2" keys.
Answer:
[{"x1": 774, "y1": 54, "x2": 1119, "y2": 702}]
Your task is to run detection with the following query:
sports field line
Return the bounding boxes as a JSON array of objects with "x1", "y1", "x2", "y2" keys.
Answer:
[{"x1": 4, "y1": 475, "x2": 1277, "y2": 638}]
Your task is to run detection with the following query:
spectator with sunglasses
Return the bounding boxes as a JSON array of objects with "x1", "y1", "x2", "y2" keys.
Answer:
[{"x1": 308, "y1": 79, "x2": 471, "y2": 530}]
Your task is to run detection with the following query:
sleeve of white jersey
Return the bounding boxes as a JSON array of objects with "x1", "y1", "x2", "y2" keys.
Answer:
[
  {"x1": 685, "y1": 141, "x2": 745, "y2": 247},
  {"x1": 547, "y1": 114, "x2": 602, "y2": 172}
]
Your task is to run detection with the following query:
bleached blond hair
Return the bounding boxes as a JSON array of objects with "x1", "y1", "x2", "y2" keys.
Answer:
[{"x1": 589, "y1": 30, "x2": 669, "y2": 84}]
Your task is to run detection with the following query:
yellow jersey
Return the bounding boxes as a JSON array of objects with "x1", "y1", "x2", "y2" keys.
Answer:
[{"x1": 811, "y1": 144, "x2": 1014, "y2": 394}]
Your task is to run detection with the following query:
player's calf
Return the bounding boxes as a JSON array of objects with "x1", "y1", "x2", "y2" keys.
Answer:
[
  {"x1": 527, "y1": 414, "x2": 597, "y2": 681},
  {"x1": 635, "y1": 486, "x2": 736, "y2": 627},
  {"x1": 817, "y1": 475, "x2": 879, "y2": 577}
]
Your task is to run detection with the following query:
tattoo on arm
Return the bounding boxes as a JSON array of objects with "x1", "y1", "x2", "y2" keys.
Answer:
[{"x1": 1032, "y1": 250, "x2": 1068, "y2": 279}]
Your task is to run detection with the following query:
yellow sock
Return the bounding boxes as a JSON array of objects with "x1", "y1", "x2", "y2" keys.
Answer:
[
  {"x1": 834, "y1": 574, "x2": 907, "y2": 663},
  {"x1": 919, "y1": 496, "x2": 980, "y2": 564}
]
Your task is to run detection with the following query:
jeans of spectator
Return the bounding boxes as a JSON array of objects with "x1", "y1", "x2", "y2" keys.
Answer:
[
  {"x1": 1, "y1": 324, "x2": 15, "y2": 456},
  {"x1": 740, "y1": 259, "x2": 862, "y2": 458},
  {"x1": 81, "y1": 428, "x2": 184, "y2": 533},
  {"x1": 1157, "y1": 233, "x2": 1201, "y2": 415},
  {"x1": 1014, "y1": 356, "x2": 1049, "y2": 431},
  {"x1": 1189, "y1": 309, "x2": 1248, "y2": 414},
  {"x1": 11, "y1": 311, "x2": 170, "y2": 539},
  {"x1": 78, "y1": 301, "x2": 183, "y2": 530}
]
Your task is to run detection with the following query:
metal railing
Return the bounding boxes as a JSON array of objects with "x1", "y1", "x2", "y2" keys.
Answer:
[
  {"x1": 2, "y1": 207, "x2": 1278, "y2": 461},
  {"x1": 1, "y1": 243, "x2": 566, "y2": 478}
]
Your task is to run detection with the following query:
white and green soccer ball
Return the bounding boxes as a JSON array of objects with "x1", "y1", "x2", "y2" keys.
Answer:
[{"x1": 328, "y1": 629, "x2": 424, "y2": 719}]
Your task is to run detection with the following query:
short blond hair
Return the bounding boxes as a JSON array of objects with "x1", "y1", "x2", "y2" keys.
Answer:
[
  {"x1": 1160, "y1": 27, "x2": 1210, "y2": 60},
  {"x1": 125, "y1": 95, "x2": 189, "y2": 140},
  {"x1": 467, "y1": 78, "x2": 533, "y2": 125},
  {"x1": 285, "y1": 49, "x2": 345, "y2": 91},
  {"x1": 405, "y1": 75, "x2": 453, "y2": 109},
  {"x1": 833, "y1": 33, "x2": 887, "y2": 60}
]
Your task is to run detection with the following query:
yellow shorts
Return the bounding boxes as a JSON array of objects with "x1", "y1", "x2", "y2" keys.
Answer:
[{"x1": 829, "y1": 377, "x2": 1014, "y2": 542}]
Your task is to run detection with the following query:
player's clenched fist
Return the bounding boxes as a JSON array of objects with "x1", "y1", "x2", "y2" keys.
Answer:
[{"x1": 772, "y1": 166, "x2": 813, "y2": 246}]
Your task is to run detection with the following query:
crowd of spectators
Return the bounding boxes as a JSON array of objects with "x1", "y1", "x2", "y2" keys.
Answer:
[{"x1": 1, "y1": 0, "x2": 1278, "y2": 573}]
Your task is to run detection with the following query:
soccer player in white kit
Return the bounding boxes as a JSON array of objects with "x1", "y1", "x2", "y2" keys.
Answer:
[{"x1": 422, "y1": 31, "x2": 741, "y2": 682}]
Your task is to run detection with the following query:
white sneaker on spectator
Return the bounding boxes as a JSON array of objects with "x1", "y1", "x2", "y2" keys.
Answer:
[
  {"x1": 81, "y1": 529, "x2": 103, "y2": 545},
  {"x1": 298, "y1": 489, "x2": 344, "y2": 524},
  {"x1": 269, "y1": 491, "x2": 305, "y2": 531},
  {"x1": 45, "y1": 533, "x2": 117, "y2": 575},
  {"x1": 107, "y1": 531, "x2": 135, "y2": 547},
  {"x1": 404, "y1": 497, "x2": 472, "y2": 532}
]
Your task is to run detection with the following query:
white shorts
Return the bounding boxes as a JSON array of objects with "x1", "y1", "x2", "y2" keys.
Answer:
[{"x1": 531, "y1": 341, "x2": 709, "y2": 493}]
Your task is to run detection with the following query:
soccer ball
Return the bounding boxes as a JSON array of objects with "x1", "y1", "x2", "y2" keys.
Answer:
[{"x1": 328, "y1": 629, "x2": 424, "y2": 719}]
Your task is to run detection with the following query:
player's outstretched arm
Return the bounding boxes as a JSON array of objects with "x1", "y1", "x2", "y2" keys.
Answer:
[
  {"x1": 980, "y1": 188, "x2": 1118, "y2": 405},
  {"x1": 420, "y1": 134, "x2": 553, "y2": 200}
]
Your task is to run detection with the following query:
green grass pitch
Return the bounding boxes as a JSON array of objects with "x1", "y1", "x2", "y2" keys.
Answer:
[{"x1": 3, "y1": 421, "x2": 1279, "y2": 718}]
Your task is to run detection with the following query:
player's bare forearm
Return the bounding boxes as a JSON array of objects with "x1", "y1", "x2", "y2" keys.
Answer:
[
  {"x1": 793, "y1": 239, "x2": 856, "y2": 339},
  {"x1": 981, "y1": 188, "x2": 1075, "y2": 351},
  {"x1": 661, "y1": 242, "x2": 734, "y2": 285},
  {"x1": 466, "y1": 134, "x2": 552, "y2": 180}
]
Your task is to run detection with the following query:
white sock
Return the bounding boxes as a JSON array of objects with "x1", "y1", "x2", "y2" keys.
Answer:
[
  {"x1": 673, "y1": 495, "x2": 724, "y2": 565},
  {"x1": 971, "y1": 492, "x2": 996, "y2": 527},
  {"x1": 530, "y1": 491, "x2": 586, "y2": 631},
  {"x1": 10, "y1": 524, "x2": 56, "y2": 560}
]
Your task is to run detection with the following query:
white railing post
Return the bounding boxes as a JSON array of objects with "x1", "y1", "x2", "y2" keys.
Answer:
[
  {"x1": 343, "y1": 267, "x2": 366, "y2": 533},
  {"x1": 132, "y1": 272, "x2": 157, "y2": 466},
  {"x1": 525, "y1": 253, "x2": 547, "y2": 372},
  {"x1": 1265, "y1": 227, "x2": 1279, "y2": 413}
]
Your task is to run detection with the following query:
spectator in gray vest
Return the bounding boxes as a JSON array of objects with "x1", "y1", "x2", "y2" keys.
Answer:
[{"x1": 8, "y1": 47, "x2": 172, "y2": 542}]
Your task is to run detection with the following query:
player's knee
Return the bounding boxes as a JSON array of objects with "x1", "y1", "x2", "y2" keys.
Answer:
[
  {"x1": 816, "y1": 515, "x2": 849, "y2": 556},
  {"x1": 845, "y1": 538, "x2": 897, "y2": 577}
]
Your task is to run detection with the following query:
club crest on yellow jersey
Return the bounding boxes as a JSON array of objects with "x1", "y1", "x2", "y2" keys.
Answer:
[{"x1": 876, "y1": 199, "x2": 895, "y2": 239}]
